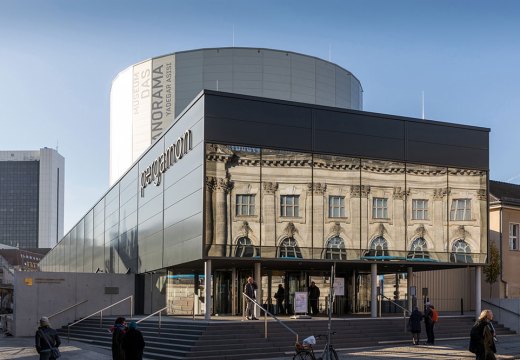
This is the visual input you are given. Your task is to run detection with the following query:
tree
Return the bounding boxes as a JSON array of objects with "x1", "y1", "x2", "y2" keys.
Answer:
[{"x1": 483, "y1": 241, "x2": 501, "y2": 298}]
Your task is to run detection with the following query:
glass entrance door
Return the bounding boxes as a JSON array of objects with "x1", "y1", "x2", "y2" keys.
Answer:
[
  {"x1": 214, "y1": 271, "x2": 232, "y2": 315},
  {"x1": 285, "y1": 271, "x2": 307, "y2": 315}
]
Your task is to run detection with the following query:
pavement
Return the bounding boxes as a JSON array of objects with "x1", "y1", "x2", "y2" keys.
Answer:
[{"x1": 0, "y1": 333, "x2": 519, "y2": 360}]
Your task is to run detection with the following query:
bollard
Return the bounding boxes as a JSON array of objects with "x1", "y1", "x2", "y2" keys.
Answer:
[{"x1": 460, "y1": 298, "x2": 464, "y2": 315}]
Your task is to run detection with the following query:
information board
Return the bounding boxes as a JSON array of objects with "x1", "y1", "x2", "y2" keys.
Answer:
[
  {"x1": 334, "y1": 277, "x2": 345, "y2": 296},
  {"x1": 294, "y1": 292, "x2": 308, "y2": 313}
]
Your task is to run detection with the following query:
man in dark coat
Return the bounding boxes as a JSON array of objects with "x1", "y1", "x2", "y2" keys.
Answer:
[
  {"x1": 274, "y1": 284, "x2": 285, "y2": 315},
  {"x1": 308, "y1": 281, "x2": 320, "y2": 316},
  {"x1": 408, "y1": 307, "x2": 423, "y2": 345},
  {"x1": 111, "y1": 317, "x2": 126, "y2": 360},
  {"x1": 121, "y1": 321, "x2": 146, "y2": 360},
  {"x1": 35, "y1": 316, "x2": 61, "y2": 360},
  {"x1": 424, "y1": 303, "x2": 436, "y2": 345}
]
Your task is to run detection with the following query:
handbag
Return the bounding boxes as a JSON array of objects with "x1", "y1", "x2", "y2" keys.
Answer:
[{"x1": 38, "y1": 329, "x2": 61, "y2": 358}]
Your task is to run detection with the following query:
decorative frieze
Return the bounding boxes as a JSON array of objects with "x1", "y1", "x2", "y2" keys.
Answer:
[
  {"x1": 205, "y1": 176, "x2": 216, "y2": 191},
  {"x1": 415, "y1": 224, "x2": 427, "y2": 238},
  {"x1": 240, "y1": 221, "x2": 253, "y2": 237},
  {"x1": 307, "y1": 183, "x2": 327, "y2": 195},
  {"x1": 477, "y1": 189, "x2": 487, "y2": 200},
  {"x1": 283, "y1": 222, "x2": 299, "y2": 237},
  {"x1": 330, "y1": 222, "x2": 344, "y2": 237},
  {"x1": 351, "y1": 185, "x2": 371, "y2": 198},
  {"x1": 262, "y1": 182, "x2": 278, "y2": 194},
  {"x1": 433, "y1": 187, "x2": 451, "y2": 200},
  {"x1": 393, "y1": 187, "x2": 409, "y2": 200},
  {"x1": 215, "y1": 177, "x2": 233, "y2": 192}
]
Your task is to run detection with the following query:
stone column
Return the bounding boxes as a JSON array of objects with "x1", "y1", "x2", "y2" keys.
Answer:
[
  {"x1": 205, "y1": 177, "x2": 215, "y2": 253},
  {"x1": 434, "y1": 188, "x2": 450, "y2": 251},
  {"x1": 351, "y1": 185, "x2": 370, "y2": 249},
  {"x1": 478, "y1": 189, "x2": 487, "y2": 255},
  {"x1": 310, "y1": 183, "x2": 326, "y2": 256},
  {"x1": 262, "y1": 182, "x2": 278, "y2": 250},
  {"x1": 393, "y1": 187, "x2": 407, "y2": 250},
  {"x1": 371, "y1": 263, "x2": 378, "y2": 318},
  {"x1": 215, "y1": 177, "x2": 231, "y2": 256},
  {"x1": 204, "y1": 260, "x2": 212, "y2": 320},
  {"x1": 407, "y1": 267, "x2": 413, "y2": 312},
  {"x1": 254, "y1": 262, "x2": 262, "y2": 318},
  {"x1": 475, "y1": 265, "x2": 482, "y2": 320}
]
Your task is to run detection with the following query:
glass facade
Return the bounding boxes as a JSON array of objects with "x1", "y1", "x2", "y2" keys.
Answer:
[
  {"x1": 0, "y1": 161, "x2": 39, "y2": 248},
  {"x1": 203, "y1": 143, "x2": 488, "y2": 264}
]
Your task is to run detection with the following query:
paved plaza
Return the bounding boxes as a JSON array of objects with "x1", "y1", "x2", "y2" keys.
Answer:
[{"x1": 0, "y1": 333, "x2": 519, "y2": 359}]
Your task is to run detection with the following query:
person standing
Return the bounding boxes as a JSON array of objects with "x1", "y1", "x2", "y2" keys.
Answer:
[
  {"x1": 408, "y1": 306, "x2": 423, "y2": 345},
  {"x1": 274, "y1": 284, "x2": 285, "y2": 315},
  {"x1": 470, "y1": 309, "x2": 497, "y2": 360},
  {"x1": 121, "y1": 321, "x2": 146, "y2": 360},
  {"x1": 424, "y1": 303, "x2": 436, "y2": 345},
  {"x1": 35, "y1": 316, "x2": 61, "y2": 360},
  {"x1": 308, "y1": 281, "x2": 320, "y2": 316},
  {"x1": 244, "y1": 276, "x2": 258, "y2": 320},
  {"x1": 111, "y1": 317, "x2": 127, "y2": 360}
]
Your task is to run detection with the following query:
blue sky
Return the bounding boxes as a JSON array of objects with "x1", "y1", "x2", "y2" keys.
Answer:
[{"x1": 1, "y1": 0, "x2": 519, "y2": 232}]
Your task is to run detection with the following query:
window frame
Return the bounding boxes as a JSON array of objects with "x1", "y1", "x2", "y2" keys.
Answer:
[
  {"x1": 328, "y1": 195, "x2": 346, "y2": 218},
  {"x1": 510, "y1": 223, "x2": 519, "y2": 251},
  {"x1": 372, "y1": 197, "x2": 388, "y2": 219},
  {"x1": 412, "y1": 199, "x2": 429, "y2": 221},
  {"x1": 280, "y1": 195, "x2": 300, "y2": 218},
  {"x1": 236, "y1": 194, "x2": 255, "y2": 217},
  {"x1": 450, "y1": 198, "x2": 472, "y2": 221}
]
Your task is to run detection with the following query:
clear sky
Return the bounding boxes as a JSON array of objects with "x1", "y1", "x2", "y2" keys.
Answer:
[{"x1": 1, "y1": 0, "x2": 519, "y2": 233}]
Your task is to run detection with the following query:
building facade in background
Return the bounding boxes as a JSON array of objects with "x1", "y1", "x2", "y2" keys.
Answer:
[
  {"x1": 0, "y1": 148, "x2": 64, "y2": 248},
  {"x1": 110, "y1": 47, "x2": 363, "y2": 185}
]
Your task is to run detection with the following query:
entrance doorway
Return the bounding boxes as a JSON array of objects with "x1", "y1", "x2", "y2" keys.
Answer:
[
  {"x1": 214, "y1": 271, "x2": 232, "y2": 315},
  {"x1": 284, "y1": 271, "x2": 307, "y2": 315}
]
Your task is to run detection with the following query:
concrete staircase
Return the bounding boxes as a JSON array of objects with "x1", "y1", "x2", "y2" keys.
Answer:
[{"x1": 58, "y1": 315, "x2": 516, "y2": 359}]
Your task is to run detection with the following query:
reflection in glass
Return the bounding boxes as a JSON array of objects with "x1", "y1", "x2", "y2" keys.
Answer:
[
  {"x1": 324, "y1": 236, "x2": 346, "y2": 260},
  {"x1": 407, "y1": 237, "x2": 430, "y2": 260},
  {"x1": 278, "y1": 237, "x2": 302, "y2": 258},
  {"x1": 450, "y1": 199, "x2": 472, "y2": 221},
  {"x1": 235, "y1": 236, "x2": 257, "y2": 257},
  {"x1": 450, "y1": 239, "x2": 472, "y2": 263}
]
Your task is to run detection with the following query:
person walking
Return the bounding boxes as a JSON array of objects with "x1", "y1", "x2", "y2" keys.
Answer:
[
  {"x1": 121, "y1": 321, "x2": 146, "y2": 360},
  {"x1": 35, "y1": 316, "x2": 61, "y2": 360},
  {"x1": 469, "y1": 309, "x2": 497, "y2": 360},
  {"x1": 308, "y1": 281, "x2": 320, "y2": 316},
  {"x1": 111, "y1": 316, "x2": 127, "y2": 360},
  {"x1": 274, "y1": 284, "x2": 285, "y2": 315},
  {"x1": 244, "y1": 276, "x2": 258, "y2": 320},
  {"x1": 408, "y1": 306, "x2": 423, "y2": 345},
  {"x1": 424, "y1": 303, "x2": 436, "y2": 345}
]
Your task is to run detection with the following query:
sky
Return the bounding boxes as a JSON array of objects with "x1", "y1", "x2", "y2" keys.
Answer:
[{"x1": 1, "y1": 0, "x2": 519, "y2": 233}]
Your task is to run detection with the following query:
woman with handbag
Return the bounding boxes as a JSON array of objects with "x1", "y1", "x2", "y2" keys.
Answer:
[{"x1": 35, "y1": 316, "x2": 61, "y2": 360}]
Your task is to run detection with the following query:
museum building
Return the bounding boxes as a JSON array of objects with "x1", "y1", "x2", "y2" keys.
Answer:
[{"x1": 39, "y1": 48, "x2": 489, "y2": 318}]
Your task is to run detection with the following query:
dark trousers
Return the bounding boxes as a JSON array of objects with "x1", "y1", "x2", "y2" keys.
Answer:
[
  {"x1": 310, "y1": 299, "x2": 319, "y2": 315},
  {"x1": 276, "y1": 300, "x2": 285, "y2": 315},
  {"x1": 425, "y1": 322, "x2": 435, "y2": 344},
  {"x1": 39, "y1": 351, "x2": 56, "y2": 360}
]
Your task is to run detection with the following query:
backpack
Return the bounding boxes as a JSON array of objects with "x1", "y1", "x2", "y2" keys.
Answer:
[{"x1": 431, "y1": 308, "x2": 439, "y2": 322}]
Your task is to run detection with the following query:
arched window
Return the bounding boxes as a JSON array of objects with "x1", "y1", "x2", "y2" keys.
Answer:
[
  {"x1": 450, "y1": 239, "x2": 472, "y2": 263},
  {"x1": 278, "y1": 237, "x2": 302, "y2": 258},
  {"x1": 235, "y1": 237, "x2": 257, "y2": 257},
  {"x1": 368, "y1": 236, "x2": 389, "y2": 257},
  {"x1": 324, "y1": 236, "x2": 346, "y2": 260},
  {"x1": 407, "y1": 237, "x2": 430, "y2": 260}
]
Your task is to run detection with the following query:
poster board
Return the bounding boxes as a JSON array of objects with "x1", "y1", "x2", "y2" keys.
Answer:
[
  {"x1": 294, "y1": 292, "x2": 308, "y2": 313},
  {"x1": 334, "y1": 277, "x2": 345, "y2": 296}
]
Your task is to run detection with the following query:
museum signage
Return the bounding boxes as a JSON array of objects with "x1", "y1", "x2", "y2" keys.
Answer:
[{"x1": 140, "y1": 129, "x2": 192, "y2": 197}]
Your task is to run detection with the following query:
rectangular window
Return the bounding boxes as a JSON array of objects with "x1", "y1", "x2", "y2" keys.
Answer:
[
  {"x1": 329, "y1": 196, "x2": 346, "y2": 218},
  {"x1": 372, "y1": 197, "x2": 388, "y2": 219},
  {"x1": 236, "y1": 194, "x2": 255, "y2": 216},
  {"x1": 280, "y1": 195, "x2": 300, "y2": 217},
  {"x1": 412, "y1": 199, "x2": 429, "y2": 220},
  {"x1": 510, "y1": 223, "x2": 519, "y2": 250},
  {"x1": 450, "y1": 198, "x2": 471, "y2": 221}
]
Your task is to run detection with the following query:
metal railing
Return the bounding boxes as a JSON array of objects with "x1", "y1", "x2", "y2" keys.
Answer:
[
  {"x1": 46, "y1": 299, "x2": 88, "y2": 322},
  {"x1": 136, "y1": 306, "x2": 167, "y2": 336},
  {"x1": 67, "y1": 295, "x2": 133, "y2": 341},
  {"x1": 242, "y1": 292, "x2": 298, "y2": 343},
  {"x1": 380, "y1": 294, "x2": 410, "y2": 332}
]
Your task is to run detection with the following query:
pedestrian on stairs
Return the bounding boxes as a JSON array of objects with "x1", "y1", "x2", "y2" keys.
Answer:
[
  {"x1": 35, "y1": 316, "x2": 61, "y2": 360},
  {"x1": 111, "y1": 317, "x2": 127, "y2": 360},
  {"x1": 121, "y1": 321, "x2": 146, "y2": 360}
]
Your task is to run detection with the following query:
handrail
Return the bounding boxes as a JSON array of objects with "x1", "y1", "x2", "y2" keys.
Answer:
[
  {"x1": 381, "y1": 294, "x2": 410, "y2": 332},
  {"x1": 136, "y1": 306, "x2": 167, "y2": 336},
  {"x1": 482, "y1": 299, "x2": 520, "y2": 317},
  {"x1": 47, "y1": 299, "x2": 88, "y2": 321},
  {"x1": 243, "y1": 292, "x2": 299, "y2": 343},
  {"x1": 67, "y1": 295, "x2": 133, "y2": 341}
]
